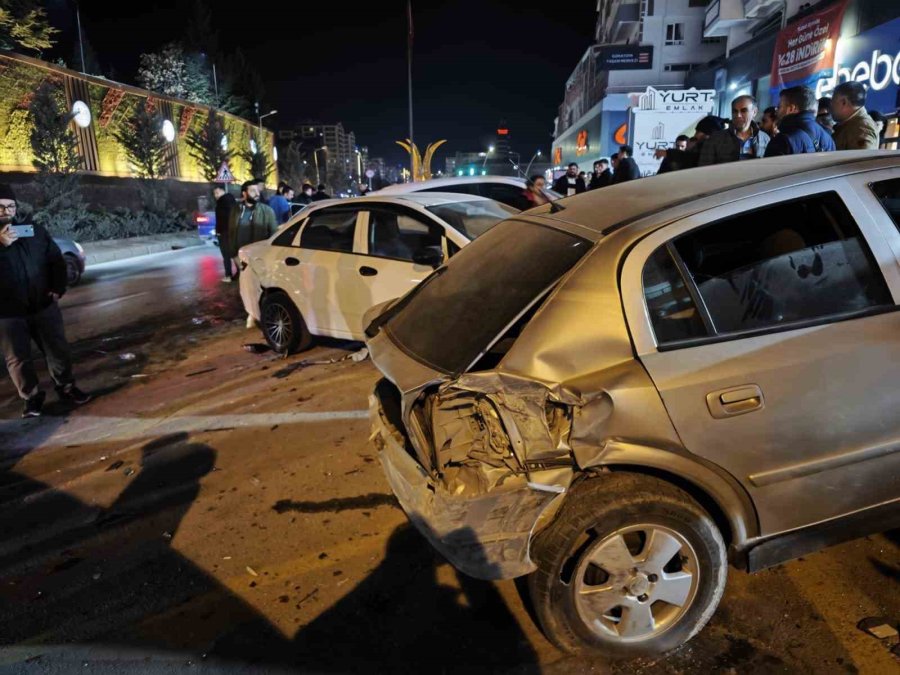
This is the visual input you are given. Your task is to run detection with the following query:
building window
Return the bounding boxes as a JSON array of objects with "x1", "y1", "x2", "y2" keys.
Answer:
[
  {"x1": 688, "y1": 0, "x2": 706, "y2": 6},
  {"x1": 665, "y1": 23, "x2": 685, "y2": 46},
  {"x1": 702, "y1": 36, "x2": 725, "y2": 44},
  {"x1": 664, "y1": 63, "x2": 692, "y2": 72}
]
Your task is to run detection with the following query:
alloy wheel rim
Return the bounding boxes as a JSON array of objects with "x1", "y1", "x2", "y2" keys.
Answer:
[
  {"x1": 573, "y1": 524, "x2": 699, "y2": 642},
  {"x1": 264, "y1": 304, "x2": 293, "y2": 349}
]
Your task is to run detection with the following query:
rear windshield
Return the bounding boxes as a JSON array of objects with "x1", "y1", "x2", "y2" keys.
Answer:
[
  {"x1": 384, "y1": 219, "x2": 590, "y2": 374},
  {"x1": 426, "y1": 200, "x2": 519, "y2": 240}
]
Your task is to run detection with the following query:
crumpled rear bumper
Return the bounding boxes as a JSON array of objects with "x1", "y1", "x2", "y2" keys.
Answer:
[{"x1": 369, "y1": 392, "x2": 563, "y2": 580}]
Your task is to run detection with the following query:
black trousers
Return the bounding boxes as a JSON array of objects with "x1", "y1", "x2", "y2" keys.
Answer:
[
  {"x1": 218, "y1": 237, "x2": 233, "y2": 278},
  {"x1": 0, "y1": 302, "x2": 75, "y2": 400}
]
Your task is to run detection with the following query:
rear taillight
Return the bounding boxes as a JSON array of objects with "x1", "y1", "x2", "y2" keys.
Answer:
[{"x1": 196, "y1": 215, "x2": 210, "y2": 223}]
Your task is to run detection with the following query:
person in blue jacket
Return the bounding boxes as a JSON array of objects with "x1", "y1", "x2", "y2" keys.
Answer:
[{"x1": 765, "y1": 86, "x2": 836, "y2": 157}]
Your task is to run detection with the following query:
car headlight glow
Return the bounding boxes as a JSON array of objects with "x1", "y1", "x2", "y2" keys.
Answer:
[{"x1": 75, "y1": 242, "x2": 84, "y2": 254}]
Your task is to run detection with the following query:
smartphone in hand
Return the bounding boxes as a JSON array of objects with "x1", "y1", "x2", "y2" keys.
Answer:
[{"x1": 10, "y1": 225, "x2": 35, "y2": 238}]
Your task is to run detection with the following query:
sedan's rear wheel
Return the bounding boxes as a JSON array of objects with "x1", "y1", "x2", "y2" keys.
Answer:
[
  {"x1": 260, "y1": 292, "x2": 313, "y2": 354},
  {"x1": 528, "y1": 473, "x2": 727, "y2": 659}
]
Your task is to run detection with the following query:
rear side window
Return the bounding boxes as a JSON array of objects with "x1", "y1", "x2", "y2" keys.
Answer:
[
  {"x1": 299, "y1": 209, "x2": 358, "y2": 252},
  {"x1": 482, "y1": 183, "x2": 532, "y2": 211},
  {"x1": 643, "y1": 246, "x2": 708, "y2": 343},
  {"x1": 272, "y1": 219, "x2": 304, "y2": 247},
  {"x1": 368, "y1": 208, "x2": 442, "y2": 262},
  {"x1": 870, "y1": 178, "x2": 900, "y2": 232},
  {"x1": 644, "y1": 191, "x2": 893, "y2": 346}
]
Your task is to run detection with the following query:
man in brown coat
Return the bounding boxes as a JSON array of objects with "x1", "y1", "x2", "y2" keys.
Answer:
[{"x1": 831, "y1": 81, "x2": 880, "y2": 151}]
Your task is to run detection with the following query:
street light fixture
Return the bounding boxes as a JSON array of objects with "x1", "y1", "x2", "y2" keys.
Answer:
[
  {"x1": 524, "y1": 149, "x2": 542, "y2": 177},
  {"x1": 258, "y1": 109, "x2": 278, "y2": 149},
  {"x1": 482, "y1": 145, "x2": 494, "y2": 169}
]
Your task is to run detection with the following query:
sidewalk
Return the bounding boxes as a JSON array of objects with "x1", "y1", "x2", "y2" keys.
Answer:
[{"x1": 81, "y1": 232, "x2": 208, "y2": 265}]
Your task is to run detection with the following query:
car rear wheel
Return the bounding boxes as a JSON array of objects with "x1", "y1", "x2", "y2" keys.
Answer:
[
  {"x1": 528, "y1": 472, "x2": 727, "y2": 659},
  {"x1": 64, "y1": 254, "x2": 82, "y2": 286},
  {"x1": 260, "y1": 292, "x2": 313, "y2": 354}
]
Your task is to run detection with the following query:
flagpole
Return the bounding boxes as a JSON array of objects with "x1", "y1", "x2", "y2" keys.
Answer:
[{"x1": 407, "y1": 0, "x2": 415, "y2": 179}]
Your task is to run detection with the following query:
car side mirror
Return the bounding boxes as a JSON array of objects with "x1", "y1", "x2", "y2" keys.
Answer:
[{"x1": 413, "y1": 246, "x2": 444, "y2": 268}]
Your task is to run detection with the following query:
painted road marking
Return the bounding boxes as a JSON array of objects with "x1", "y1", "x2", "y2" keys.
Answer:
[{"x1": 0, "y1": 411, "x2": 369, "y2": 453}]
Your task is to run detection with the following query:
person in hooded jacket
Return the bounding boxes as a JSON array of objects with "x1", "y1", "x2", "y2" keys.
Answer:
[{"x1": 765, "y1": 86, "x2": 836, "y2": 157}]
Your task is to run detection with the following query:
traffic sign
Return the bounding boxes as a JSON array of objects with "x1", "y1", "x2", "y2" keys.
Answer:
[
  {"x1": 365, "y1": 169, "x2": 375, "y2": 178},
  {"x1": 216, "y1": 161, "x2": 236, "y2": 183}
]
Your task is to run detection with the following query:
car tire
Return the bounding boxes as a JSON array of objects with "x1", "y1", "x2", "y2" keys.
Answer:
[
  {"x1": 260, "y1": 292, "x2": 313, "y2": 354},
  {"x1": 64, "y1": 254, "x2": 82, "y2": 286},
  {"x1": 528, "y1": 472, "x2": 727, "y2": 660}
]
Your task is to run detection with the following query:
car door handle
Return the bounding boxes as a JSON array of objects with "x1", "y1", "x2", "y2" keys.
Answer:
[
  {"x1": 359, "y1": 266, "x2": 378, "y2": 276},
  {"x1": 284, "y1": 257, "x2": 300, "y2": 267},
  {"x1": 706, "y1": 385, "x2": 764, "y2": 419}
]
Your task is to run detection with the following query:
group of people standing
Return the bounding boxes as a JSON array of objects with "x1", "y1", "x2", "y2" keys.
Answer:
[
  {"x1": 212, "y1": 178, "x2": 331, "y2": 283},
  {"x1": 658, "y1": 80, "x2": 886, "y2": 174},
  {"x1": 530, "y1": 80, "x2": 888, "y2": 202}
]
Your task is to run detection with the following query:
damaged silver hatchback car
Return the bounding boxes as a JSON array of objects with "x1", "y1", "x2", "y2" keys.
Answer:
[{"x1": 364, "y1": 151, "x2": 900, "y2": 659}]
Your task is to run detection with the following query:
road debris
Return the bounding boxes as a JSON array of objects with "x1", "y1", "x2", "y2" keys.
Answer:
[
  {"x1": 186, "y1": 367, "x2": 217, "y2": 377},
  {"x1": 118, "y1": 353, "x2": 136, "y2": 361},
  {"x1": 243, "y1": 343, "x2": 270, "y2": 354},
  {"x1": 124, "y1": 468, "x2": 135, "y2": 477},
  {"x1": 858, "y1": 617, "x2": 899, "y2": 640},
  {"x1": 192, "y1": 317, "x2": 206, "y2": 325},
  {"x1": 105, "y1": 460, "x2": 124, "y2": 472},
  {"x1": 246, "y1": 566, "x2": 259, "y2": 577}
]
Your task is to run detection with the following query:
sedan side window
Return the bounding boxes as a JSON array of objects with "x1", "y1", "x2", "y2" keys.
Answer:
[
  {"x1": 643, "y1": 246, "x2": 709, "y2": 344},
  {"x1": 674, "y1": 191, "x2": 892, "y2": 335},
  {"x1": 368, "y1": 208, "x2": 442, "y2": 262},
  {"x1": 870, "y1": 178, "x2": 900, "y2": 231},
  {"x1": 482, "y1": 183, "x2": 532, "y2": 211},
  {"x1": 299, "y1": 210, "x2": 358, "y2": 252},
  {"x1": 272, "y1": 219, "x2": 304, "y2": 247}
]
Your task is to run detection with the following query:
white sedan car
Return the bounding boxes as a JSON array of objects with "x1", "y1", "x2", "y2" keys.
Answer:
[
  {"x1": 238, "y1": 192, "x2": 518, "y2": 352},
  {"x1": 374, "y1": 176, "x2": 561, "y2": 211}
]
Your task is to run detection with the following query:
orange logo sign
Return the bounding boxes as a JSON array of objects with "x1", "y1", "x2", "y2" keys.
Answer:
[{"x1": 575, "y1": 129, "x2": 589, "y2": 156}]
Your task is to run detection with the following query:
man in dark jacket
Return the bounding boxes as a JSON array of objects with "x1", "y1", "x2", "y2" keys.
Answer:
[
  {"x1": 213, "y1": 184, "x2": 236, "y2": 282},
  {"x1": 0, "y1": 184, "x2": 90, "y2": 417},
  {"x1": 611, "y1": 145, "x2": 641, "y2": 184},
  {"x1": 765, "y1": 86, "x2": 836, "y2": 156},
  {"x1": 588, "y1": 159, "x2": 612, "y2": 189},
  {"x1": 657, "y1": 116, "x2": 726, "y2": 173},
  {"x1": 831, "y1": 81, "x2": 880, "y2": 151},
  {"x1": 699, "y1": 95, "x2": 770, "y2": 165},
  {"x1": 312, "y1": 184, "x2": 331, "y2": 201},
  {"x1": 552, "y1": 163, "x2": 586, "y2": 196}
]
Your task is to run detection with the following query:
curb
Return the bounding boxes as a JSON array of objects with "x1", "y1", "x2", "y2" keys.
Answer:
[{"x1": 82, "y1": 233, "x2": 208, "y2": 266}]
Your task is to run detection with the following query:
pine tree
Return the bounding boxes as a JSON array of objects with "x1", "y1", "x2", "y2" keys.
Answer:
[
  {"x1": 29, "y1": 81, "x2": 80, "y2": 175},
  {"x1": 186, "y1": 109, "x2": 232, "y2": 181},
  {"x1": 0, "y1": 0, "x2": 58, "y2": 52},
  {"x1": 115, "y1": 102, "x2": 169, "y2": 179}
]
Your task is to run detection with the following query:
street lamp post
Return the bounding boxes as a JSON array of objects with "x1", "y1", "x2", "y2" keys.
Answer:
[
  {"x1": 258, "y1": 109, "x2": 278, "y2": 142},
  {"x1": 524, "y1": 149, "x2": 542, "y2": 177},
  {"x1": 481, "y1": 145, "x2": 495, "y2": 169}
]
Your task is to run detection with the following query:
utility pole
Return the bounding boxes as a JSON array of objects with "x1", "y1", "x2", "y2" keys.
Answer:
[
  {"x1": 75, "y1": 3, "x2": 86, "y2": 73},
  {"x1": 407, "y1": 0, "x2": 415, "y2": 176}
]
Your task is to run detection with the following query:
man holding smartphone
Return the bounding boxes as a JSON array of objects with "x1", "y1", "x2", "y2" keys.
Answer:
[{"x1": 0, "y1": 184, "x2": 90, "y2": 417}]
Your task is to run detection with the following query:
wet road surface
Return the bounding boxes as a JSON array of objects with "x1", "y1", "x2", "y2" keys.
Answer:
[{"x1": 0, "y1": 247, "x2": 897, "y2": 673}]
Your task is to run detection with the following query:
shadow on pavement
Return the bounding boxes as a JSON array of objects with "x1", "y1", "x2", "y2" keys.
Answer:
[{"x1": 0, "y1": 432, "x2": 541, "y2": 673}]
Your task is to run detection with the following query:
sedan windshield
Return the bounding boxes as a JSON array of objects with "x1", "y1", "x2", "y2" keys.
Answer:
[
  {"x1": 384, "y1": 219, "x2": 590, "y2": 374},
  {"x1": 426, "y1": 200, "x2": 519, "y2": 240}
]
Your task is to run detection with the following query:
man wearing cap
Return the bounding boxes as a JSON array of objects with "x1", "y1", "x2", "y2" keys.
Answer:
[{"x1": 0, "y1": 184, "x2": 90, "y2": 417}]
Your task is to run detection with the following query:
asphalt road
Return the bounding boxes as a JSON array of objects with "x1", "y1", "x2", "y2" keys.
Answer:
[{"x1": 0, "y1": 247, "x2": 897, "y2": 673}]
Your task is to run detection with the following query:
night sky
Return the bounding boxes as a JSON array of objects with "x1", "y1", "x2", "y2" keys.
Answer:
[{"x1": 45, "y1": 1, "x2": 599, "y2": 164}]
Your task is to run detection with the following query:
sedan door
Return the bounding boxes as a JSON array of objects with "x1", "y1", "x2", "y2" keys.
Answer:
[
  {"x1": 621, "y1": 181, "x2": 900, "y2": 538},
  {"x1": 279, "y1": 207, "x2": 368, "y2": 340},
  {"x1": 357, "y1": 206, "x2": 448, "y2": 327}
]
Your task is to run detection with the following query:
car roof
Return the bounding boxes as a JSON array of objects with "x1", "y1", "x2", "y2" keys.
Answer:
[
  {"x1": 303, "y1": 192, "x2": 499, "y2": 210},
  {"x1": 538, "y1": 151, "x2": 900, "y2": 237},
  {"x1": 374, "y1": 176, "x2": 527, "y2": 194}
]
